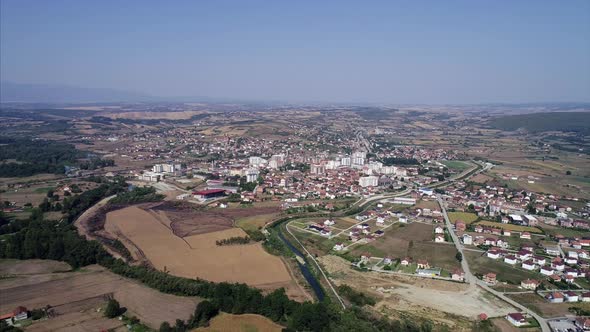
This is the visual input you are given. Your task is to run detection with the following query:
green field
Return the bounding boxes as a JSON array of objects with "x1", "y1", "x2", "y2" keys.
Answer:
[
  {"x1": 465, "y1": 251, "x2": 539, "y2": 284},
  {"x1": 441, "y1": 160, "x2": 471, "y2": 171},
  {"x1": 447, "y1": 212, "x2": 478, "y2": 224},
  {"x1": 34, "y1": 186, "x2": 56, "y2": 193}
]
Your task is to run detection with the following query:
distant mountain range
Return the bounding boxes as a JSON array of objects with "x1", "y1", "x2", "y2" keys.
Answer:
[
  {"x1": 0, "y1": 81, "x2": 275, "y2": 104},
  {"x1": 0, "y1": 81, "x2": 154, "y2": 103}
]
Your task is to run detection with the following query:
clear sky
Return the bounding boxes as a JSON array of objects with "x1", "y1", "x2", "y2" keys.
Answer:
[{"x1": 1, "y1": 0, "x2": 589, "y2": 104}]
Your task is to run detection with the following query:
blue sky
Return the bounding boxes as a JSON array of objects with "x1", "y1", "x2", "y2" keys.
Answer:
[{"x1": 1, "y1": 0, "x2": 589, "y2": 104}]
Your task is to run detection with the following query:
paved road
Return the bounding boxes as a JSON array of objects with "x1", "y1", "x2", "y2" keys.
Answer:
[
  {"x1": 438, "y1": 195, "x2": 476, "y2": 287},
  {"x1": 438, "y1": 190, "x2": 550, "y2": 332},
  {"x1": 478, "y1": 280, "x2": 550, "y2": 332}
]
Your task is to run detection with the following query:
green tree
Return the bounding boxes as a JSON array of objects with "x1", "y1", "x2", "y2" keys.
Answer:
[
  {"x1": 455, "y1": 252, "x2": 463, "y2": 262},
  {"x1": 104, "y1": 299, "x2": 121, "y2": 318},
  {"x1": 159, "y1": 322, "x2": 172, "y2": 332},
  {"x1": 189, "y1": 300, "x2": 219, "y2": 327}
]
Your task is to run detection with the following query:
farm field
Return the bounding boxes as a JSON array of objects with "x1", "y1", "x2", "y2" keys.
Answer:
[
  {"x1": 0, "y1": 259, "x2": 71, "y2": 275},
  {"x1": 194, "y1": 313, "x2": 284, "y2": 332},
  {"x1": 350, "y1": 222, "x2": 461, "y2": 272},
  {"x1": 507, "y1": 293, "x2": 590, "y2": 318},
  {"x1": 474, "y1": 221, "x2": 543, "y2": 234},
  {"x1": 447, "y1": 212, "x2": 478, "y2": 224},
  {"x1": 0, "y1": 262, "x2": 200, "y2": 329},
  {"x1": 104, "y1": 205, "x2": 301, "y2": 298},
  {"x1": 464, "y1": 251, "x2": 539, "y2": 284}
]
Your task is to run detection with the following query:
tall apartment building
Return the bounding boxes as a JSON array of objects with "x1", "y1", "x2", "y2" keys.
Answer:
[{"x1": 359, "y1": 176, "x2": 379, "y2": 187}]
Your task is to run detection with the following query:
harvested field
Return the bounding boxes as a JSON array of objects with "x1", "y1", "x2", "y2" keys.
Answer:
[
  {"x1": 194, "y1": 313, "x2": 284, "y2": 332},
  {"x1": 105, "y1": 206, "x2": 294, "y2": 288},
  {"x1": 0, "y1": 264, "x2": 200, "y2": 329},
  {"x1": 0, "y1": 259, "x2": 71, "y2": 275}
]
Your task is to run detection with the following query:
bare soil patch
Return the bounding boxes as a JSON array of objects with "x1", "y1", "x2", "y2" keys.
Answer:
[{"x1": 319, "y1": 255, "x2": 514, "y2": 320}]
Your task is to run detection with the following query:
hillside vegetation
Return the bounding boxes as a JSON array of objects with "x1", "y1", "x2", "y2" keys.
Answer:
[{"x1": 489, "y1": 112, "x2": 590, "y2": 133}]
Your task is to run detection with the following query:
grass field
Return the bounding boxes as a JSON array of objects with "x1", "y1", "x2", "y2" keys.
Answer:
[
  {"x1": 236, "y1": 213, "x2": 279, "y2": 231},
  {"x1": 537, "y1": 224, "x2": 589, "y2": 238},
  {"x1": 441, "y1": 160, "x2": 471, "y2": 171},
  {"x1": 475, "y1": 221, "x2": 543, "y2": 234},
  {"x1": 195, "y1": 313, "x2": 284, "y2": 332},
  {"x1": 447, "y1": 212, "x2": 478, "y2": 224},
  {"x1": 464, "y1": 251, "x2": 539, "y2": 284},
  {"x1": 350, "y1": 223, "x2": 460, "y2": 271}
]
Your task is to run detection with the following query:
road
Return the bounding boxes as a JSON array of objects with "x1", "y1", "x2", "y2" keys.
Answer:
[
  {"x1": 438, "y1": 192, "x2": 551, "y2": 332},
  {"x1": 438, "y1": 195, "x2": 476, "y2": 287}
]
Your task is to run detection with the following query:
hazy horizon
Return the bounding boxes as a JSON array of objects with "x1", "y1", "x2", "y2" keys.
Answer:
[{"x1": 2, "y1": 1, "x2": 590, "y2": 104}]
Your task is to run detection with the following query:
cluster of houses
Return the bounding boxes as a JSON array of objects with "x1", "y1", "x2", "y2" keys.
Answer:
[
  {"x1": 356, "y1": 254, "x2": 466, "y2": 281},
  {"x1": 308, "y1": 219, "x2": 337, "y2": 237},
  {"x1": 545, "y1": 291, "x2": 590, "y2": 303},
  {"x1": 485, "y1": 244, "x2": 589, "y2": 284}
]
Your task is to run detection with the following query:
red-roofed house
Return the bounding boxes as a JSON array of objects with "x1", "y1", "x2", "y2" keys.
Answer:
[{"x1": 506, "y1": 313, "x2": 527, "y2": 327}]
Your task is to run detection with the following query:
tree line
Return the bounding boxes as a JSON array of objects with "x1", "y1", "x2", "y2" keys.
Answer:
[{"x1": 215, "y1": 236, "x2": 251, "y2": 246}]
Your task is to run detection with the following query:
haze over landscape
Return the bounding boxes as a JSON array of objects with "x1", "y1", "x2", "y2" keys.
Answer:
[
  {"x1": 1, "y1": 0, "x2": 590, "y2": 104},
  {"x1": 1, "y1": 2, "x2": 590, "y2": 332}
]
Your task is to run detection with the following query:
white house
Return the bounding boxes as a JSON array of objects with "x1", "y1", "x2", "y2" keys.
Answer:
[
  {"x1": 522, "y1": 260, "x2": 536, "y2": 271},
  {"x1": 520, "y1": 232, "x2": 531, "y2": 239},
  {"x1": 398, "y1": 216, "x2": 408, "y2": 223},
  {"x1": 324, "y1": 219, "x2": 336, "y2": 226},
  {"x1": 521, "y1": 279, "x2": 539, "y2": 290},
  {"x1": 540, "y1": 266, "x2": 554, "y2": 276},
  {"x1": 462, "y1": 234, "x2": 473, "y2": 245},
  {"x1": 533, "y1": 256, "x2": 546, "y2": 266},
  {"x1": 376, "y1": 217, "x2": 385, "y2": 226},
  {"x1": 564, "y1": 291, "x2": 579, "y2": 303},
  {"x1": 487, "y1": 250, "x2": 501, "y2": 259},
  {"x1": 333, "y1": 243, "x2": 345, "y2": 251},
  {"x1": 581, "y1": 292, "x2": 590, "y2": 302},
  {"x1": 506, "y1": 313, "x2": 527, "y2": 327},
  {"x1": 504, "y1": 255, "x2": 517, "y2": 265},
  {"x1": 435, "y1": 234, "x2": 445, "y2": 243},
  {"x1": 434, "y1": 226, "x2": 444, "y2": 234}
]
